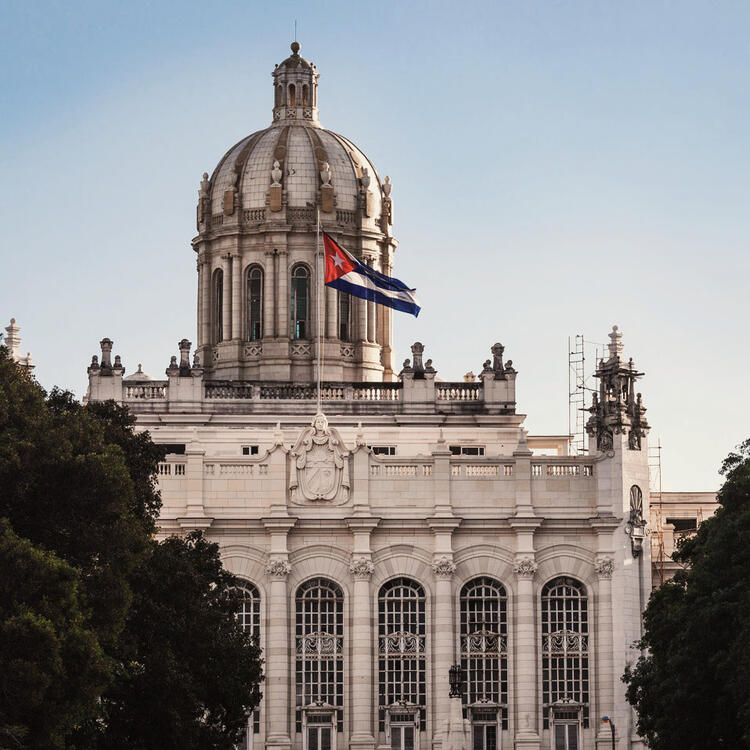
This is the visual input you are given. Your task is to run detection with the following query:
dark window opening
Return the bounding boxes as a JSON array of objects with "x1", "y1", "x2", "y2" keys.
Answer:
[
  {"x1": 450, "y1": 445, "x2": 485, "y2": 456},
  {"x1": 666, "y1": 518, "x2": 698, "y2": 532},
  {"x1": 242, "y1": 445, "x2": 259, "y2": 456},
  {"x1": 159, "y1": 443, "x2": 186, "y2": 455},
  {"x1": 370, "y1": 445, "x2": 396, "y2": 456}
]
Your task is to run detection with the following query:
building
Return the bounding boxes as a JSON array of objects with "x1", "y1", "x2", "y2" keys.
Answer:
[{"x1": 83, "y1": 43, "x2": 658, "y2": 750}]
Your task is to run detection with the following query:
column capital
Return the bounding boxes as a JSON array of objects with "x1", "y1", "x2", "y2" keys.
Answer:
[
  {"x1": 594, "y1": 556, "x2": 615, "y2": 579},
  {"x1": 432, "y1": 555, "x2": 456, "y2": 579},
  {"x1": 426, "y1": 517, "x2": 461, "y2": 532},
  {"x1": 513, "y1": 557, "x2": 538, "y2": 578},
  {"x1": 349, "y1": 556, "x2": 375, "y2": 580},
  {"x1": 345, "y1": 516, "x2": 381, "y2": 532},
  {"x1": 261, "y1": 516, "x2": 297, "y2": 533},
  {"x1": 510, "y1": 516, "x2": 542, "y2": 532},
  {"x1": 265, "y1": 558, "x2": 292, "y2": 578}
]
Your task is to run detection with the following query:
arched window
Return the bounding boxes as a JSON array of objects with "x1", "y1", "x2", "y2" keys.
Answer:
[
  {"x1": 338, "y1": 291, "x2": 351, "y2": 342},
  {"x1": 378, "y1": 578, "x2": 426, "y2": 733},
  {"x1": 541, "y1": 577, "x2": 589, "y2": 740},
  {"x1": 289, "y1": 84, "x2": 296, "y2": 107},
  {"x1": 233, "y1": 583, "x2": 261, "y2": 745},
  {"x1": 291, "y1": 264, "x2": 310, "y2": 339},
  {"x1": 246, "y1": 266, "x2": 263, "y2": 341},
  {"x1": 460, "y1": 577, "x2": 508, "y2": 737},
  {"x1": 213, "y1": 268, "x2": 223, "y2": 344},
  {"x1": 295, "y1": 578, "x2": 344, "y2": 734},
  {"x1": 302, "y1": 84, "x2": 309, "y2": 106}
]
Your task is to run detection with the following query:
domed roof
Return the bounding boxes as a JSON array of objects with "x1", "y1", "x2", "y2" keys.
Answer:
[
  {"x1": 124, "y1": 363, "x2": 155, "y2": 381},
  {"x1": 199, "y1": 43, "x2": 389, "y2": 233}
]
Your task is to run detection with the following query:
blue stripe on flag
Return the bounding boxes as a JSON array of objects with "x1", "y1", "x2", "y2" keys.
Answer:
[{"x1": 327, "y1": 276, "x2": 421, "y2": 317}]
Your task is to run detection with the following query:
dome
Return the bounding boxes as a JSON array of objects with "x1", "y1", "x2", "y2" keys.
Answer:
[
  {"x1": 197, "y1": 42, "x2": 390, "y2": 233},
  {"x1": 124, "y1": 363, "x2": 154, "y2": 381}
]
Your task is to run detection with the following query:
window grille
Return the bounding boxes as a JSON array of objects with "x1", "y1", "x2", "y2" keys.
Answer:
[
  {"x1": 378, "y1": 578, "x2": 426, "y2": 731},
  {"x1": 232, "y1": 583, "x2": 261, "y2": 736},
  {"x1": 460, "y1": 577, "x2": 508, "y2": 729},
  {"x1": 246, "y1": 266, "x2": 263, "y2": 340},
  {"x1": 541, "y1": 578, "x2": 589, "y2": 728},
  {"x1": 295, "y1": 578, "x2": 344, "y2": 733}
]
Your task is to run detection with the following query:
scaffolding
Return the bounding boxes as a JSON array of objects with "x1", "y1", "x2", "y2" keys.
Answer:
[
  {"x1": 567, "y1": 335, "x2": 608, "y2": 456},
  {"x1": 649, "y1": 439, "x2": 665, "y2": 585}
]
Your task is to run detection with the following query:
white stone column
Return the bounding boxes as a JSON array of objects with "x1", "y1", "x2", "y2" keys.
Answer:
[
  {"x1": 595, "y1": 557, "x2": 615, "y2": 750},
  {"x1": 277, "y1": 250, "x2": 289, "y2": 338},
  {"x1": 231, "y1": 253, "x2": 241, "y2": 340},
  {"x1": 367, "y1": 299, "x2": 376, "y2": 343},
  {"x1": 263, "y1": 250, "x2": 275, "y2": 339},
  {"x1": 265, "y1": 557, "x2": 292, "y2": 750},
  {"x1": 326, "y1": 284, "x2": 336, "y2": 339},
  {"x1": 199, "y1": 258, "x2": 210, "y2": 348},
  {"x1": 432, "y1": 554, "x2": 456, "y2": 744},
  {"x1": 221, "y1": 255, "x2": 232, "y2": 342},
  {"x1": 513, "y1": 554, "x2": 541, "y2": 750},
  {"x1": 349, "y1": 556, "x2": 376, "y2": 750},
  {"x1": 358, "y1": 297, "x2": 368, "y2": 343}
]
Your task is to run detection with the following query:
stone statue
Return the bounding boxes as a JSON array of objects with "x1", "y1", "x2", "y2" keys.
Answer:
[
  {"x1": 271, "y1": 160, "x2": 283, "y2": 186},
  {"x1": 199, "y1": 172, "x2": 210, "y2": 197},
  {"x1": 411, "y1": 342, "x2": 424, "y2": 374},
  {"x1": 319, "y1": 161, "x2": 332, "y2": 186},
  {"x1": 289, "y1": 413, "x2": 350, "y2": 502},
  {"x1": 383, "y1": 175, "x2": 392, "y2": 197},
  {"x1": 360, "y1": 167, "x2": 371, "y2": 191},
  {"x1": 491, "y1": 342, "x2": 505, "y2": 373}
]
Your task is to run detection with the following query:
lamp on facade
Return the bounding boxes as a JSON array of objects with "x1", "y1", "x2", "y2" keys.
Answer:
[
  {"x1": 448, "y1": 664, "x2": 464, "y2": 698},
  {"x1": 601, "y1": 716, "x2": 616, "y2": 750}
]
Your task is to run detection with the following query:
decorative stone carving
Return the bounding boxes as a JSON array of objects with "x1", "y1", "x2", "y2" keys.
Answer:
[
  {"x1": 271, "y1": 160, "x2": 283, "y2": 186},
  {"x1": 595, "y1": 557, "x2": 615, "y2": 579},
  {"x1": 491, "y1": 342, "x2": 505, "y2": 373},
  {"x1": 625, "y1": 484, "x2": 648, "y2": 557},
  {"x1": 349, "y1": 557, "x2": 375, "y2": 580},
  {"x1": 319, "y1": 161, "x2": 332, "y2": 186},
  {"x1": 411, "y1": 342, "x2": 424, "y2": 375},
  {"x1": 265, "y1": 558, "x2": 292, "y2": 578},
  {"x1": 513, "y1": 558, "x2": 537, "y2": 577},
  {"x1": 244, "y1": 343, "x2": 263, "y2": 358},
  {"x1": 360, "y1": 167, "x2": 371, "y2": 191},
  {"x1": 383, "y1": 175, "x2": 392, "y2": 198},
  {"x1": 432, "y1": 556, "x2": 456, "y2": 578},
  {"x1": 289, "y1": 413, "x2": 350, "y2": 502},
  {"x1": 291, "y1": 342, "x2": 312, "y2": 357}
]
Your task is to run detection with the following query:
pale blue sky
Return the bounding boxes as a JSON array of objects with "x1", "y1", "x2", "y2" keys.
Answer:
[{"x1": 2, "y1": 1, "x2": 748, "y2": 490}]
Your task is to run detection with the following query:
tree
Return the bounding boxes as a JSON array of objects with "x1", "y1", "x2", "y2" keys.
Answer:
[
  {"x1": 80, "y1": 532, "x2": 264, "y2": 749},
  {"x1": 624, "y1": 438, "x2": 750, "y2": 750},
  {"x1": 0, "y1": 520, "x2": 109, "y2": 748}
]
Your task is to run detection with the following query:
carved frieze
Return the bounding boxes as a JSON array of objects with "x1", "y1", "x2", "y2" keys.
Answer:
[
  {"x1": 349, "y1": 557, "x2": 375, "y2": 580},
  {"x1": 513, "y1": 558, "x2": 538, "y2": 578},
  {"x1": 431, "y1": 556, "x2": 456, "y2": 578},
  {"x1": 594, "y1": 557, "x2": 615, "y2": 579},
  {"x1": 265, "y1": 558, "x2": 292, "y2": 578}
]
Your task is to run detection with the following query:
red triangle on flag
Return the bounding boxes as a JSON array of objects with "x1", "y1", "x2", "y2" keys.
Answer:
[{"x1": 323, "y1": 233, "x2": 358, "y2": 283}]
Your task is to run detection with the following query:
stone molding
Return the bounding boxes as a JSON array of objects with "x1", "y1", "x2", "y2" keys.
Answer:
[
  {"x1": 265, "y1": 558, "x2": 292, "y2": 578},
  {"x1": 349, "y1": 557, "x2": 375, "y2": 580},
  {"x1": 431, "y1": 556, "x2": 456, "y2": 578},
  {"x1": 595, "y1": 557, "x2": 615, "y2": 579},
  {"x1": 513, "y1": 557, "x2": 538, "y2": 578}
]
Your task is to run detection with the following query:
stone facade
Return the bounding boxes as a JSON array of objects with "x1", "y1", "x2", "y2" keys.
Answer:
[{"x1": 82, "y1": 44, "x2": 654, "y2": 750}]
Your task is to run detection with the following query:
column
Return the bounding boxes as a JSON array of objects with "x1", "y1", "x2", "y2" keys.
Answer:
[
  {"x1": 513, "y1": 554, "x2": 541, "y2": 750},
  {"x1": 358, "y1": 297, "x2": 368, "y2": 343},
  {"x1": 326, "y1": 284, "x2": 336, "y2": 339},
  {"x1": 349, "y1": 556, "x2": 376, "y2": 750},
  {"x1": 277, "y1": 250, "x2": 289, "y2": 338},
  {"x1": 231, "y1": 253, "x2": 241, "y2": 340},
  {"x1": 263, "y1": 250, "x2": 275, "y2": 338},
  {"x1": 595, "y1": 557, "x2": 615, "y2": 750},
  {"x1": 198, "y1": 258, "x2": 210, "y2": 348},
  {"x1": 221, "y1": 255, "x2": 232, "y2": 342},
  {"x1": 367, "y1": 299, "x2": 376, "y2": 343},
  {"x1": 265, "y1": 557, "x2": 292, "y2": 750},
  {"x1": 432, "y1": 555, "x2": 456, "y2": 741}
]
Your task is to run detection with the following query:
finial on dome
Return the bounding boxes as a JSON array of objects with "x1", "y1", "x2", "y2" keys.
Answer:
[{"x1": 291, "y1": 41, "x2": 300, "y2": 54}]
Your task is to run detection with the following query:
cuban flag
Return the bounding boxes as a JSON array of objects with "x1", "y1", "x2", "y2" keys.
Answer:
[{"x1": 323, "y1": 232, "x2": 421, "y2": 317}]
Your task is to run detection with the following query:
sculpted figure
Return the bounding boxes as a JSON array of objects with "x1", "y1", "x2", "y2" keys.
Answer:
[
  {"x1": 320, "y1": 161, "x2": 332, "y2": 186},
  {"x1": 271, "y1": 160, "x2": 283, "y2": 186}
]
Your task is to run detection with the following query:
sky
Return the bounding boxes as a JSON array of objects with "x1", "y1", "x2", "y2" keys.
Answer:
[{"x1": 1, "y1": 0, "x2": 748, "y2": 491}]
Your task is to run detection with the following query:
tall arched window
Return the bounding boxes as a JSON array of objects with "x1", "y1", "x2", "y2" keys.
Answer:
[
  {"x1": 289, "y1": 84, "x2": 296, "y2": 107},
  {"x1": 246, "y1": 266, "x2": 263, "y2": 341},
  {"x1": 295, "y1": 578, "x2": 344, "y2": 735},
  {"x1": 291, "y1": 264, "x2": 310, "y2": 339},
  {"x1": 460, "y1": 577, "x2": 508, "y2": 738},
  {"x1": 213, "y1": 268, "x2": 224, "y2": 344},
  {"x1": 541, "y1": 577, "x2": 589, "y2": 743},
  {"x1": 275, "y1": 85, "x2": 282, "y2": 107},
  {"x1": 378, "y1": 578, "x2": 426, "y2": 734},
  {"x1": 302, "y1": 84, "x2": 309, "y2": 106},
  {"x1": 338, "y1": 291, "x2": 351, "y2": 342},
  {"x1": 233, "y1": 583, "x2": 261, "y2": 745}
]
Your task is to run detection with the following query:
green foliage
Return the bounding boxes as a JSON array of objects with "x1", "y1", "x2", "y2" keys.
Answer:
[
  {"x1": 0, "y1": 520, "x2": 109, "y2": 748},
  {"x1": 80, "y1": 531, "x2": 264, "y2": 749},
  {"x1": 624, "y1": 439, "x2": 750, "y2": 750}
]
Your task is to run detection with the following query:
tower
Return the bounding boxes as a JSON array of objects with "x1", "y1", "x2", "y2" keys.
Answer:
[{"x1": 194, "y1": 43, "x2": 398, "y2": 383}]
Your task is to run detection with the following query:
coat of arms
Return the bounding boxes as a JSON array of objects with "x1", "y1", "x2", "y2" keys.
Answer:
[{"x1": 289, "y1": 413, "x2": 350, "y2": 502}]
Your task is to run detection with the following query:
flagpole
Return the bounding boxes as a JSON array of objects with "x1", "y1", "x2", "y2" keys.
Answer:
[{"x1": 316, "y1": 207, "x2": 321, "y2": 415}]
